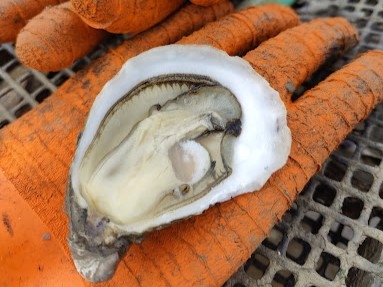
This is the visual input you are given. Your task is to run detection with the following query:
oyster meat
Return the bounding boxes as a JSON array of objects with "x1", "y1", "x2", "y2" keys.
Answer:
[{"x1": 66, "y1": 45, "x2": 291, "y2": 282}]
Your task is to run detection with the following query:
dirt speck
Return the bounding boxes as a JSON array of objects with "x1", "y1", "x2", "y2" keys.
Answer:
[
  {"x1": 82, "y1": 79, "x2": 90, "y2": 89},
  {"x1": 42, "y1": 233, "x2": 51, "y2": 240},
  {"x1": 2, "y1": 213, "x2": 13, "y2": 237}
]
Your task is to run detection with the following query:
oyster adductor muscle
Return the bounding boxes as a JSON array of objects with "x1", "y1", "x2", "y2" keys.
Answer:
[{"x1": 66, "y1": 45, "x2": 291, "y2": 282}]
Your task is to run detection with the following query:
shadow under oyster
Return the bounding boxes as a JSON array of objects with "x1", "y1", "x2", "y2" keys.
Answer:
[{"x1": 66, "y1": 45, "x2": 291, "y2": 282}]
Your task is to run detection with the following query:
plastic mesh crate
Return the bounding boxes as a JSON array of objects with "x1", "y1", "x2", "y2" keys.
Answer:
[
  {"x1": 0, "y1": 35, "x2": 127, "y2": 128},
  {"x1": 0, "y1": 1, "x2": 383, "y2": 286}
]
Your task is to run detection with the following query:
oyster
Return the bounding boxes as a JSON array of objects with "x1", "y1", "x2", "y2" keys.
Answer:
[{"x1": 66, "y1": 45, "x2": 291, "y2": 282}]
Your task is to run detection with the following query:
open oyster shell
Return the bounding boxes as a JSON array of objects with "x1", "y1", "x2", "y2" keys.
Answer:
[{"x1": 66, "y1": 45, "x2": 291, "y2": 282}]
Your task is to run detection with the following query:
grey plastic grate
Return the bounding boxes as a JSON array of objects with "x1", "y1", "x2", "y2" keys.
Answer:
[
  {"x1": 0, "y1": 1, "x2": 383, "y2": 286},
  {"x1": 225, "y1": 0, "x2": 383, "y2": 286},
  {"x1": 0, "y1": 44, "x2": 54, "y2": 127},
  {"x1": 0, "y1": 35, "x2": 127, "y2": 128},
  {"x1": 296, "y1": 0, "x2": 383, "y2": 60}
]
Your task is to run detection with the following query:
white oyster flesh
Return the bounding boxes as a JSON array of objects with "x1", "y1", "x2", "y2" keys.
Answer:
[
  {"x1": 70, "y1": 44, "x2": 292, "y2": 235},
  {"x1": 86, "y1": 86, "x2": 240, "y2": 225}
]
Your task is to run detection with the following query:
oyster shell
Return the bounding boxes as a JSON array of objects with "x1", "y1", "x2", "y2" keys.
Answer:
[{"x1": 66, "y1": 45, "x2": 291, "y2": 282}]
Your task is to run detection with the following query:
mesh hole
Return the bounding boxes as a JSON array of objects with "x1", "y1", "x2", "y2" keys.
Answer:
[
  {"x1": 300, "y1": 210, "x2": 324, "y2": 234},
  {"x1": 360, "y1": 147, "x2": 382, "y2": 166},
  {"x1": 233, "y1": 284, "x2": 245, "y2": 287},
  {"x1": 51, "y1": 73, "x2": 70, "y2": 86},
  {"x1": 366, "y1": 0, "x2": 378, "y2": 5},
  {"x1": 344, "y1": 5, "x2": 355, "y2": 11},
  {"x1": 372, "y1": 22, "x2": 383, "y2": 32},
  {"x1": 286, "y1": 238, "x2": 311, "y2": 265},
  {"x1": 35, "y1": 89, "x2": 52, "y2": 103},
  {"x1": 341, "y1": 197, "x2": 364, "y2": 219},
  {"x1": 46, "y1": 72, "x2": 59, "y2": 80},
  {"x1": 348, "y1": 0, "x2": 360, "y2": 2},
  {"x1": 361, "y1": 8, "x2": 374, "y2": 16},
  {"x1": 369, "y1": 206, "x2": 383, "y2": 230},
  {"x1": 313, "y1": 183, "x2": 337, "y2": 207},
  {"x1": 351, "y1": 169, "x2": 373, "y2": 192},
  {"x1": 379, "y1": 10, "x2": 383, "y2": 18},
  {"x1": 0, "y1": 120, "x2": 10, "y2": 128},
  {"x1": 6, "y1": 62, "x2": 29, "y2": 81},
  {"x1": 262, "y1": 225, "x2": 285, "y2": 251},
  {"x1": 4, "y1": 60, "x2": 19, "y2": 73},
  {"x1": 379, "y1": 182, "x2": 383, "y2": 199},
  {"x1": 0, "y1": 49, "x2": 13, "y2": 66},
  {"x1": 14, "y1": 104, "x2": 32, "y2": 118},
  {"x1": 357, "y1": 237, "x2": 383, "y2": 263},
  {"x1": 327, "y1": 5, "x2": 339, "y2": 16},
  {"x1": 355, "y1": 18, "x2": 368, "y2": 28},
  {"x1": 24, "y1": 76, "x2": 42, "y2": 94},
  {"x1": 328, "y1": 221, "x2": 354, "y2": 249},
  {"x1": 316, "y1": 252, "x2": 340, "y2": 281},
  {"x1": 323, "y1": 158, "x2": 347, "y2": 181},
  {"x1": 365, "y1": 33, "x2": 381, "y2": 44},
  {"x1": 272, "y1": 270, "x2": 296, "y2": 287},
  {"x1": 336, "y1": 139, "x2": 357, "y2": 158},
  {"x1": 244, "y1": 251, "x2": 270, "y2": 280},
  {"x1": 346, "y1": 267, "x2": 374, "y2": 287},
  {"x1": 370, "y1": 125, "x2": 383, "y2": 143},
  {"x1": 0, "y1": 91, "x2": 23, "y2": 110}
]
